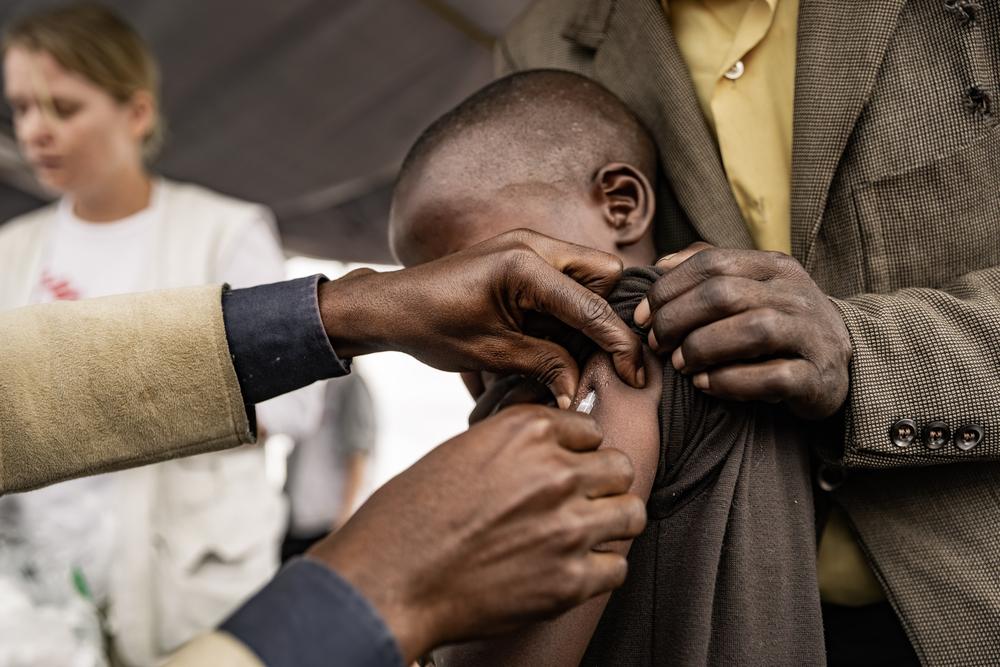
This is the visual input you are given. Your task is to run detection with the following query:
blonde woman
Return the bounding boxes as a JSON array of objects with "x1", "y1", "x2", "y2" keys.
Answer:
[{"x1": 0, "y1": 5, "x2": 296, "y2": 664}]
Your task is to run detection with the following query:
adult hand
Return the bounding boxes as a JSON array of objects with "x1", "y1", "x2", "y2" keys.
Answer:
[
  {"x1": 318, "y1": 229, "x2": 645, "y2": 408},
  {"x1": 633, "y1": 244, "x2": 852, "y2": 419},
  {"x1": 307, "y1": 405, "x2": 646, "y2": 664}
]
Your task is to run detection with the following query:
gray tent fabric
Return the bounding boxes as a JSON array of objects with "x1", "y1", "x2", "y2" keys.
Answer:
[{"x1": 0, "y1": 1, "x2": 532, "y2": 262}]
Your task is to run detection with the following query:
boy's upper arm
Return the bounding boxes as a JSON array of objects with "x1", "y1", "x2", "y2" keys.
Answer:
[
  {"x1": 435, "y1": 352, "x2": 662, "y2": 667},
  {"x1": 574, "y1": 352, "x2": 662, "y2": 503}
]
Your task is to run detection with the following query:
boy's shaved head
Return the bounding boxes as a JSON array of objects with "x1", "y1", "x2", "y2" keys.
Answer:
[
  {"x1": 390, "y1": 70, "x2": 658, "y2": 267},
  {"x1": 396, "y1": 69, "x2": 656, "y2": 195}
]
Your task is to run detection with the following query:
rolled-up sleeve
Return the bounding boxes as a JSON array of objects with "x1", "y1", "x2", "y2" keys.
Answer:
[{"x1": 220, "y1": 558, "x2": 404, "y2": 667}]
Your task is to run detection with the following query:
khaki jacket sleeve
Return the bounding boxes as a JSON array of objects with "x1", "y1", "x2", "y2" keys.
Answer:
[
  {"x1": 0, "y1": 285, "x2": 253, "y2": 494},
  {"x1": 166, "y1": 632, "x2": 264, "y2": 667},
  {"x1": 831, "y1": 265, "x2": 1000, "y2": 468}
]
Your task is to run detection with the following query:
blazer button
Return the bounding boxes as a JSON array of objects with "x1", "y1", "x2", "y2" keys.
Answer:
[
  {"x1": 889, "y1": 419, "x2": 917, "y2": 447},
  {"x1": 956, "y1": 424, "x2": 984, "y2": 451},
  {"x1": 923, "y1": 421, "x2": 950, "y2": 450}
]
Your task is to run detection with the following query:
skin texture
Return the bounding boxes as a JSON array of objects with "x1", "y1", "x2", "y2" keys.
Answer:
[
  {"x1": 634, "y1": 244, "x2": 853, "y2": 419},
  {"x1": 333, "y1": 450, "x2": 368, "y2": 530},
  {"x1": 319, "y1": 229, "x2": 648, "y2": 406},
  {"x1": 308, "y1": 404, "x2": 647, "y2": 664},
  {"x1": 3, "y1": 46, "x2": 155, "y2": 221},
  {"x1": 434, "y1": 353, "x2": 662, "y2": 667},
  {"x1": 389, "y1": 139, "x2": 662, "y2": 665}
]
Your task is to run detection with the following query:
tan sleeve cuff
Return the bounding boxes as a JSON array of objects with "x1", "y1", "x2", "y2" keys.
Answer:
[
  {"x1": 165, "y1": 632, "x2": 264, "y2": 667},
  {"x1": 0, "y1": 285, "x2": 252, "y2": 493}
]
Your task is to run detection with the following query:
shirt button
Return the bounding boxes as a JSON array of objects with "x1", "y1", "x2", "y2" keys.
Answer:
[
  {"x1": 724, "y1": 60, "x2": 745, "y2": 80},
  {"x1": 923, "y1": 421, "x2": 950, "y2": 450},
  {"x1": 889, "y1": 419, "x2": 917, "y2": 447},
  {"x1": 817, "y1": 462, "x2": 847, "y2": 492},
  {"x1": 955, "y1": 424, "x2": 984, "y2": 451}
]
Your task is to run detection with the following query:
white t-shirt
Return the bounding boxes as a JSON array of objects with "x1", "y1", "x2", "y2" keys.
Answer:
[
  {"x1": 0, "y1": 178, "x2": 297, "y2": 666},
  {"x1": 30, "y1": 189, "x2": 163, "y2": 305}
]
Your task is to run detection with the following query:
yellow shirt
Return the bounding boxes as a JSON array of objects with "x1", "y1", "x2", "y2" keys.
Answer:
[
  {"x1": 666, "y1": 0, "x2": 795, "y2": 253},
  {"x1": 664, "y1": 0, "x2": 885, "y2": 606}
]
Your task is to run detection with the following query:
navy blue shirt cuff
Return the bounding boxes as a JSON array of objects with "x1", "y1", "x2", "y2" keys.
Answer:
[
  {"x1": 222, "y1": 275, "x2": 351, "y2": 405},
  {"x1": 221, "y1": 558, "x2": 404, "y2": 667}
]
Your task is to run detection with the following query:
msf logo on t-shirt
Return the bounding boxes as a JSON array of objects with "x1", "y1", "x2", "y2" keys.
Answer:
[{"x1": 39, "y1": 269, "x2": 80, "y2": 301}]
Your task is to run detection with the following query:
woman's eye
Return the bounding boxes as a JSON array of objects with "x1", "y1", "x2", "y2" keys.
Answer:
[
  {"x1": 52, "y1": 100, "x2": 80, "y2": 119},
  {"x1": 8, "y1": 101, "x2": 28, "y2": 117}
]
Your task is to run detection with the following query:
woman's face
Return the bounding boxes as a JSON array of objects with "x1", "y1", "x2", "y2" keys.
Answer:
[{"x1": 3, "y1": 46, "x2": 149, "y2": 195}]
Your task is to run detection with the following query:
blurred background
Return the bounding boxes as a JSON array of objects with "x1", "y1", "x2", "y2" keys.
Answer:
[
  {"x1": 0, "y1": 0, "x2": 535, "y2": 493},
  {"x1": 0, "y1": 3, "x2": 535, "y2": 664}
]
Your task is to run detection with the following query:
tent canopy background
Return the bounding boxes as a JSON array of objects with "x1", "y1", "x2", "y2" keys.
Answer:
[{"x1": 0, "y1": 0, "x2": 532, "y2": 263}]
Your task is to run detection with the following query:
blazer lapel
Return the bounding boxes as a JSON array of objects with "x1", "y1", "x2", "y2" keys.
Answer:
[
  {"x1": 571, "y1": 0, "x2": 754, "y2": 250},
  {"x1": 791, "y1": 0, "x2": 906, "y2": 268}
]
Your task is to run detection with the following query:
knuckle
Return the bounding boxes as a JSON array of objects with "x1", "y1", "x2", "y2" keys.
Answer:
[
  {"x1": 501, "y1": 242, "x2": 541, "y2": 275},
  {"x1": 681, "y1": 332, "x2": 706, "y2": 366},
  {"x1": 686, "y1": 248, "x2": 714, "y2": 275},
  {"x1": 605, "y1": 449, "x2": 635, "y2": 487},
  {"x1": 623, "y1": 496, "x2": 648, "y2": 535},
  {"x1": 787, "y1": 292, "x2": 814, "y2": 314},
  {"x1": 696, "y1": 248, "x2": 734, "y2": 275},
  {"x1": 554, "y1": 511, "x2": 588, "y2": 550},
  {"x1": 503, "y1": 228, "x2": 535, "y2": 247},
  {"x1": 557, "y1": 560, "x2": 588, "y2": 601},
  {"x1": 700, "y1": 277, "x2": 733, "y2": 311},
  {"x1": 770, "y1": 251, "x2": 803, "y2": 276},
  {"x1": 546, "y1": 465, "x2": 580, "y2": 499},
  {"x1": 530, "y1": 352, "x2": 566, "y2": 389},
  {"x1": 503, "y1": 402, "x2": 546, "y2": 424},
  {"x1": 608, "y1": 555, "x2": 629, "y2": 587},
  {"x1": 768, "y1": 364, "x2": 799, "y2": 394},
  {"x1": 581, "y1": 293, "x2": 613, "y2": 327},
  {"x1": 527, "y1": 414, "x2": 557, "y2": 442},
  {"x1": 747, "y1": 308, "x2": 781, "y2": 347},
  {"x1": 647, "y1": 275, "x2": 672, "y2": 308}
]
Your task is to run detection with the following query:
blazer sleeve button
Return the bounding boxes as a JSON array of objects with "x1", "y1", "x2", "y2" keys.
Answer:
[
  {"x1": 890, "y1": 419, "x2": 918, "y2": 447},
  {"x1": 923, "y1": 421, "x2": 951, "y2": 450},
  {"x1": 956, "y1": 424, "x2": 984, "y2": 451}
]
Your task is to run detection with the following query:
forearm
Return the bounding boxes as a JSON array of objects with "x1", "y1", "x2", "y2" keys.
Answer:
[
  {"x1": 434, "y1": 567, "x2": 621, "y2": 667},
  {"x1": 832, "y1": 265, "x2": 1000, "y2": 467},
  {"x1": 0, "y1": 275, "x2": 349, "y2": 494},
  {"x1": 0, "y1": 285, "x2": 251, "y2": 494}
]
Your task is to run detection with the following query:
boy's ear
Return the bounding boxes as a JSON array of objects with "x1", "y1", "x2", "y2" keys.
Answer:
[{"x1": 592, "y1": 163, "x2": 655, "y2": 247}]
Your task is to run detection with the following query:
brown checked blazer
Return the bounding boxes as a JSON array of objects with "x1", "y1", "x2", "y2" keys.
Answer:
[{"x1": 500, "y1": 1, "x2": 1000, "y2": 664}]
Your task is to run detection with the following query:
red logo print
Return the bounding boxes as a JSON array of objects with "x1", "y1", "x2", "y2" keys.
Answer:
[{"x1": 40, "y1": 269, "x2": 80, "y2": 301}]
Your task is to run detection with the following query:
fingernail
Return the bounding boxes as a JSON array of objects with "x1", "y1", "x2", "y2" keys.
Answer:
[
  {"x1": 648, "y1": 329, "x2": 659, "y2": 351},
  {"x1": 655, "y1": 252, "x2": 676, "y2": 267},
  {"x1": 692, "y1": 373, "x2": 709, "y2": 390},
  {"x1": 671, "y1": 347, "x2": 685, "y2": 372},
  {"x1": 557, "y1": 394, "x2": 572, "y2": 410},
  {"x1": 636, "y1": 367, "x2": 646, "y2": 387},
  {"x1": 634, "y1": 299, "x2": 650, "y2": 327}
]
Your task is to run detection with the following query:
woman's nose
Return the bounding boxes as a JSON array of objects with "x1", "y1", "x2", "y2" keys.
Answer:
[{"x1": 17, "y1": 107, "x2": 54, "y2": 148}]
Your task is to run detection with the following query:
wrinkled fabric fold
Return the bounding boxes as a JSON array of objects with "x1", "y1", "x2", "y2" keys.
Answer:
[{"x1": 582, "y1": 267, "x2": 825, "y2": 666}]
